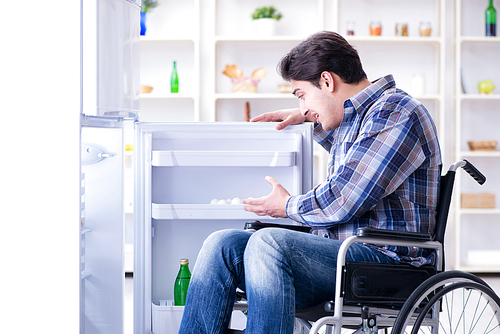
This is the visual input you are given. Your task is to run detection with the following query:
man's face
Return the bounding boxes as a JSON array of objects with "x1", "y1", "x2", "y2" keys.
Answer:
[{"x1": 290, "y1": 79, "x2": 344, "y2": 131}]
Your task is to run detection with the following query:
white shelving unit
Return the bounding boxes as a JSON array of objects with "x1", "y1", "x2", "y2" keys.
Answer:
[
  {"x1": 139, "y1": 0, "x2": 200, "y2": 122},
  {"x1": 454, "y1": 0, "x2": 500, "y2": 272},
  {"x1": 137, "y1": 0, "x2": 500, "y2": 273},
  {"x1": 207, "y1": 0, "x2": 325, "y2": 123},
  {"x1": 199, "y1": 0, "x2": 446, "y2": 184},
  {"x1": 333, "y1": 0, "x2": 447, "y2": 164}
]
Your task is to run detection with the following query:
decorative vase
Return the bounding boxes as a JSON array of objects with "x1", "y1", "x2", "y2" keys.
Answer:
[
  {"x1": 254, "y1": 18, "x2": 277, "y2": 36},
  {"x1": 140, "y1": 11, "x2": 147, "y2": 36}
]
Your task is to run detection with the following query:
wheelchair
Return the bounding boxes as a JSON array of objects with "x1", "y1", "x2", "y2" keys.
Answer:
[{"x1": 239, "y1": 160, "x2": 500, "y2": 334}]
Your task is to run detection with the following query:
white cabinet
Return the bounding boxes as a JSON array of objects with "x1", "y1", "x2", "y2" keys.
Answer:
[
  {"x1": 454, "y1": 0, "x2": 500, "y2": 272},
  {"x1": 139, "y1": 0, "x2": 200, "y2": 121},
  {"x1": 206, "y1": 0, "x2": 447, "y2": 183},
  {"x1": 140, "y1": 1, "x2": 447, "y2": 129},
  {"x1": 208, "y1": 0, "x2": 325, "y2": 122},
  {"x1": 333, "y1": 0, "x2": 447, "y2": 163}
]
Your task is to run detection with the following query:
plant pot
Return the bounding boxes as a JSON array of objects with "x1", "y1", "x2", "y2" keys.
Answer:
[{"x1": 253, "y1": 18, "x2": 277, "y2": 36}]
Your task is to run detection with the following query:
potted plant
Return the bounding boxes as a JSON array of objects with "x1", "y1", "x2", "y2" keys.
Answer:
[
  {"x1": 251, "y1": 6, "x2": 283, "y2": 36},
  {"x1": 140, "y1": 0, "x2": 159, "y2": 36}
]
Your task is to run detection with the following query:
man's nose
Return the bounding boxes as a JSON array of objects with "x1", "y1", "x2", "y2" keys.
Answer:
[{"x1": 300, "y1": 101, "x2": 309, "y2": 116}]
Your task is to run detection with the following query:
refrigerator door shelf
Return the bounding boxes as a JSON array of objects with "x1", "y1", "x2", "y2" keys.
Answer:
[
  {"x1": 151, "y1": 301, "x2": 246, "y2": 334},
  {"x1": 151, "y1": 301, "x2": 184, "y2": 334},
  {"x1": 152, "y1": 150, "x2": 296, "y2": 167},
  {"x1": 152, "y1": 203, "x2": 272, "y2": 220}
]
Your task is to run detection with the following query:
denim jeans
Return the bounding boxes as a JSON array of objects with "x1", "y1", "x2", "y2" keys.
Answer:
[{"x1": 178, "y1": 228, "x2": 398, "y2": 334}]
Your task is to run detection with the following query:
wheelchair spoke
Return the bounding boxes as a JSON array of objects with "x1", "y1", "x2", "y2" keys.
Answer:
[{"x1": 392, "y1": 274, "x2": 500, "y2": 334}]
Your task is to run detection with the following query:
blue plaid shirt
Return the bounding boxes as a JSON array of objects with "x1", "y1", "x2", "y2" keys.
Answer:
[{"x1": 286, "y1": 75, "x2": 442, "y2": 267}]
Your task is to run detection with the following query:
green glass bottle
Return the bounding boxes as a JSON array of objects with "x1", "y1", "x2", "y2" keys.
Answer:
[
  {"x1": 486, "y1": 0, "x2": 497, "y2": 36},
  {"x1": 174, "y1": 259, "x2": 191, "y2": 306},
  {"x1": 171, "y1": 61, "x2": 179, "y2": 93}
]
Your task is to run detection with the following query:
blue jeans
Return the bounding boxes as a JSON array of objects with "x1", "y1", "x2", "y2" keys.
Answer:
[{"x1": 178, "y1": 228, "x2": 398, "y2": 334}]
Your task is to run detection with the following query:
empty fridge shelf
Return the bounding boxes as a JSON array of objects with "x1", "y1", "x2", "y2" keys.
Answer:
[
  {"x1": 151, "y1": 203, "x2": 269, "y2": 220},
  {"x1": 152, "y1": 150, "x2": 296, "y2": 167}
]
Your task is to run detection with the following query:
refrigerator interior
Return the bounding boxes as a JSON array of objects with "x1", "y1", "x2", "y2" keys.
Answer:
[{"x1": 134, "y1": 122, "x2": 313, "y2": 333}]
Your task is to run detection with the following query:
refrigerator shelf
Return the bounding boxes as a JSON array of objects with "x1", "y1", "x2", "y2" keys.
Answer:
[
  {"x1": 152, "y1": 150, "x2": 296, "y2": 167},
  {"x1": 151, "y1": 203, "x2": 270, "y2": 220}
]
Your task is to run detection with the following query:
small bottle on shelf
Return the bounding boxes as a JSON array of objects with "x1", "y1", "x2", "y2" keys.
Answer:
[
  {"x1": 346, "y1": 21, "x2": 355, "y2": 36},
  {"x1": 486, "y1": 0, "x2": 497, "y2": 36},
  {"x1": 174, "y1": 259, "x2": 191, "y2": 306},
  {"x1": 171, "y1": 61, "x2": 179, "y2": 93},
  {"x1": 244, "y1": 102, "x2": 250, "y2": 122}
]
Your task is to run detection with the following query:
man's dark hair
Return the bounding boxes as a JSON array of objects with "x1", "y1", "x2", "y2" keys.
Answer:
[{"x1": 278, "y1": 31, "x2": 367, "y2": 88}]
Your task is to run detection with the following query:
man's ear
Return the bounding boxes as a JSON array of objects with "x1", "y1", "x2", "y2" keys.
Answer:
[{"x1": 320, "y1": 71, "x2": 335, "y2": 92}]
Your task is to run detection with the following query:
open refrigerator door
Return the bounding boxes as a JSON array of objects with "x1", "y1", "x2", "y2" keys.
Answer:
[{"x1": 80, "y1": 0, "x2": 140, "y2": 332}]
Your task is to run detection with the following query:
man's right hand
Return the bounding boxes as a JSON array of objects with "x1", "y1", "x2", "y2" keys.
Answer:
[{"x1": 250, "y1": 108, "x2": 312, "y2": 130}]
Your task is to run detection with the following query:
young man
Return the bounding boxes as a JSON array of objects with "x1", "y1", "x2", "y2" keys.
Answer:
[{"x1": 178, "y1": 31, "x2": 442, "y2": 334}]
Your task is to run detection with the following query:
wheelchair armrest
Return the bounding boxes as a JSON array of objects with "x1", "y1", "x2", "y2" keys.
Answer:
[
  {"x1": 355, "y1": 226, "x2": 432, "y2": 242},
  {"x1": 244, "y1": 220, "x2": 312, "y2": 233}
]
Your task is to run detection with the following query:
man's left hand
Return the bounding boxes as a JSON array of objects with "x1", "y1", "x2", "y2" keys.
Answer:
[{"x1": 243, "y1": 176, "x2": 290, "y2": 218}]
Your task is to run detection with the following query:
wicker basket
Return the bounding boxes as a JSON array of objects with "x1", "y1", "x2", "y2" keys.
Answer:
[
  {"x1": 140, "y1": 85, "x2": 153, "y2": 94},
  {"x1": 461, "y1": 193, "x2": 496, "y2": 208},
  {"x1": 232, "y1": 79, "x2": 257, "y2": 93},
  {"x1": 467, "y1": 140, "x2": 497, "y2": 151}
]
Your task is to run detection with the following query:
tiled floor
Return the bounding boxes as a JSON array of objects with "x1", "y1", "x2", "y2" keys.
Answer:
[{"x1": 123, "y1": 274, "x2": 500, "y2": 334}]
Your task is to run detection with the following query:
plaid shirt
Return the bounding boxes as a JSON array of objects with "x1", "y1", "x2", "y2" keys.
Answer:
[{"x1": 286, "y1": 75, "x2": 442, "y2": 267}]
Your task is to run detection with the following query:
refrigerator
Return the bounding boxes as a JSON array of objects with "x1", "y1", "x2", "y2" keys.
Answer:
[{"x1": 80, "y1": 0, "x2": 314, "y2": 333}]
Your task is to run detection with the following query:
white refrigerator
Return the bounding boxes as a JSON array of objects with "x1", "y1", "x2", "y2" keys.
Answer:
[{"x1": 80, "y1": 1, "x2": 314, "y2": 333}]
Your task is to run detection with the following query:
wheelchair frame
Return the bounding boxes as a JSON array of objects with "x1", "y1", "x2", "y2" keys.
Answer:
[{"x1": 242, "y1": 160, "x2": 500, "y2": 334}]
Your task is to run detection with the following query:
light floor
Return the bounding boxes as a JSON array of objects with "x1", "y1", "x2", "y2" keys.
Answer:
[{"x1": 124, "y1": 275, "x2": 500, "y2": 334}]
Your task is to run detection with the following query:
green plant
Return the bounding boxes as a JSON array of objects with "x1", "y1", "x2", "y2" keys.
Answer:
[
  {"x1": 251, "y1": 6, "x2": 283, "y2": 21},
  {"x1": 141, "y1": 0, "x2": 159, "y2": 13}
]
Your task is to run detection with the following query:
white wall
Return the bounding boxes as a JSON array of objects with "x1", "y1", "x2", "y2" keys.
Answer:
[{"x1": 0, "y1": 1, "x2": 80, "y2": 332}]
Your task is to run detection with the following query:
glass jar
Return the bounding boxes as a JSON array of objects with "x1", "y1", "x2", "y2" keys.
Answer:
[
  {"x1": 369, "y1": 21, "x2": 382, "y2": 36},
  {"x1": 419, "y1": 21, "x2": 432, "y2": 37},
  {"x1": 395, "y1": 23, "x2": 409, "y2": 36}
]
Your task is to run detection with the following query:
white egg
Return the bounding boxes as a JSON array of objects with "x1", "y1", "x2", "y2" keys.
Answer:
[
  {"x1": 210, "y1": 199, "x2": 219, "y2": 205},
  {"x1": 231, "y1": 197, "x2": 242, "y2": 205},
  {"x1": 226, "y1": 199, "x2": 232, "y2": 203},
  {"x1": 217, "y1": 199, "x2": 229, "y2": 205}
]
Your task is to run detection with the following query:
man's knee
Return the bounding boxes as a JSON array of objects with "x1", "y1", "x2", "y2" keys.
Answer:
[{"x1": 245, "y1": 228, "x2": 292, "y2": 258}]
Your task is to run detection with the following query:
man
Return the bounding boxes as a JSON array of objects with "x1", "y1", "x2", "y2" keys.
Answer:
[{"x1": 178, "y1": 31, "x2": 442, "y2": 334}]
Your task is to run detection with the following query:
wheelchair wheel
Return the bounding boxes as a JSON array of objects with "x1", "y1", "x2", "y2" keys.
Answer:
[{"x1": 392, "y1": 270, "x2": 500, "y2": 334}]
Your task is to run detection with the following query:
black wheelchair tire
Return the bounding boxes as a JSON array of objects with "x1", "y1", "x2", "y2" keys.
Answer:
[{"x1": 392, "y1": 270, "x2": 500, "y2": 334}]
